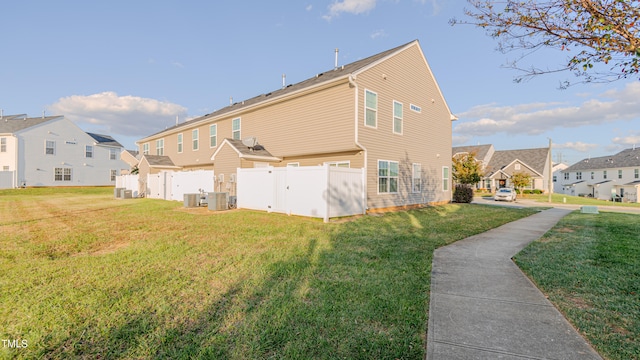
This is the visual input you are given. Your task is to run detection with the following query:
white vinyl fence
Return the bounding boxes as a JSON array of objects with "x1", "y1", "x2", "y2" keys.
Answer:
[
  {"x1": 237, "y1": 165, "x2": 365, "y2": 222},
  {"x1": 0, "y1": 171, "x2": 14, "y2": 189},
  {"x1": 146, "y1": 170, "x2": 214, "y2": 201},
  {"x1": 116, "y1": 170, "x2": 214, "y2": 201}
]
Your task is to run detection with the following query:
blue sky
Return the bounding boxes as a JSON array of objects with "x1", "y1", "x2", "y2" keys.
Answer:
[{"x1": 2, "y1": 0, "x2": 639, "y2": 165}]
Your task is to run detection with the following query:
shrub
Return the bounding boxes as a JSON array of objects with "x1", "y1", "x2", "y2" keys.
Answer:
[{"x1": 453, "y1": 184, "x2": 474, "y2": 203}]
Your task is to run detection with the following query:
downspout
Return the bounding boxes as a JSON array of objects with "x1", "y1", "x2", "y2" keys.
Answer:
[{"x1": 349, "y1": 74, "x2": 368, "y2": 213}]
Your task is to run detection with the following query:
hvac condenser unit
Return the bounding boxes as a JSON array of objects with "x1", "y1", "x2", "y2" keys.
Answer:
[{"x1": 208, "y1": 192, "x2": 228, "y2": 211}]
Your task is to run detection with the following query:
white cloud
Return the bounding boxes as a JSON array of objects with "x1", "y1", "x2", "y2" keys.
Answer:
[
  {"x1": 323, "y1": 0, "x2": 376, "y2": 21},
  {"x1": 370, "y1": 29, "x2": 387, "y2": 39},
  {"x1": 612, "y1": 134, "x2": 640, "y2": 147},
  {"x1": 306, "y1": 4, "x2": 313, "y2": 11},
  {"x1": 47, "y1": 92, "x2": 188, "y2": 139},
  {"x1": 454, "y1": 82, "x2": 640, "y2": 137},
  {"x1": 554, "y1": 141, "x2": 599, "y2": 153},
  {"x1": 171, "y1": 61, "x2": 184, "y2": 68}
]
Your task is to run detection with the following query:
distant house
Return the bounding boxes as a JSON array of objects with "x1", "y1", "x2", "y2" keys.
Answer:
[
  {"x1": 0, "y1": 114, "x2": 127, "y2": 188},
  {"x1": 559, "y1": 148, "x2": 640, "y2": 202},
  {"x1": 134, "y1": 40, "x2": 456, "y2": 211},
  {"x1": 452, "y1": 144, "x2": 552, "y2": 192},
  {"x1": 552, "y1": 162, "x2": 569, "y2": 193}
]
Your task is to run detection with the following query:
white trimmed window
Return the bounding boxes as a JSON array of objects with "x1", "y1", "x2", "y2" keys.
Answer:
[
  {"x1": 46, "y1": 140, "x2": 56, "y2": 155},
  {"x1": 192, "y1": 129, "x2": 199, "y2": 151},
  {"x1": 110, "y1": 169, "x2": 117, "y2": 181},
  {"x1": 177, "y1": 133, "x2": 183, "y2": 153},
  {"x1": 576, "y1": 172, "x2": 582, "y2": 180},
  {"x1": 393, "y1": 101, "x2": 403, "y2": 134},
  {"x1": 635, "y1": 169, "x2": 639, "y2": 179},
  {"x1": 443, "y1": 166, "x2": 450, "y2": 191},
  {"x1": 365, "y1": 89, "x2": 377, "y2": 127},
  {"x1": 232, "y1": 118, "x2": 241, "y2": 140},
  {"x1": 85, "y1": 145, "x2": 93, "y2": 158},
  {"x1": 325, "y1": 161, "x2": 350, "y2": 168},
  {"x1": 143, "y1": 143, "x2": 149, "y2": 155},
  {"x1": 2, "y1": 166, "x2": 8, "y2": 171},
  {"x1": 109, "y1": 148, "x2": 117, "y2": 160},
  {"x1": 603, "y1": 170, "x2": 607, "y2": 179},
  {"x1": 618, "y1": 169, "x2": 623, "y2": 179},
  {"x1": 591, "y1": 172, "x2": 594, "y2": 179},
  {"x1": 564, "y1": 172, "x2": 570, "y2": 180},
  {"x1": 55, "y1": 167, "x2": 72, "y2": 182},
  {"x1": 0, "y1": 138, "x2": 6, "y2": 152},
  {"x1": 378, "y1": 160, "x2": 399, "y2": 193},
  {"x1": 156, "y1": 139, "x2": 164, "y2": 156},
  {"x1": 210, "y1": 124, "x2": 217, "y2": 148},
  {"x1": 412, "y1": 163, "x2": 421, "y2": 192}
]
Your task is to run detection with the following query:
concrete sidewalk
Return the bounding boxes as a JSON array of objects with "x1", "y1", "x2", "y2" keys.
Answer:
[{"x1": 426, "y1": 208, "x2": 602, "y2": 359}]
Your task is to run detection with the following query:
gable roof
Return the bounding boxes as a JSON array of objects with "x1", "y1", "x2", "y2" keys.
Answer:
[
  {"x1": 87, "y1": 132, "x2": 123, "y2": 148},
  {"x1": 211, "y1": 138, "x2": 281, "y2": 162},
  {"x1": 565, "y1": 148, "x2": 640, "y2": 171},
  {"x1": 140, "y1": 155, "x2": 180, "y2": 168},
  {"x1": 141, "y1": 40, "x2": 453, "y2": 142},
  {"x1": 486, "y1": 148, "x2": 549, "y2": 177},
  {"x1": 452, "y1": 144, "x2": 493, "y2": 162},
  {"x1": 0, "y1": 114, "x2": 63, "y2": 133}
]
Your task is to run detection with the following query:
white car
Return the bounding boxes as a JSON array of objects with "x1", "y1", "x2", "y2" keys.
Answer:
[{"x1": 494, "y1": 188, "x2": 516, "y2": 202}]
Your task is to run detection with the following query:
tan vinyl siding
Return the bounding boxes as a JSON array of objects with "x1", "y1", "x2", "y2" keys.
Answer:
[
  {"x1": 277, "y1": 151, "x2": 364, "y2": 168},
  {"x1": 356, "y1": 44, "x2": 452, "y2": 208}
]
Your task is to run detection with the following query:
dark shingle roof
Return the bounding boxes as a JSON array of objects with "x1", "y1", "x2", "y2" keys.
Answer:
[
  {"x1": 87, "y1": 132, "x2": 123, "y2": 148},
  {"x1": 143, "y1": 155, "x2": 177, "y2": 167},
  {"x1": 0, "y1": 115, "x2": 62, "y2": 133},
  {"x1": 142, "y1": 40, "x2": 420, "y2": 140},
  {"x1": 487, "y1": 148, "x2": 549, "y2": 176},
  {"x1": 565, "y1": 148, "x2": 640, "y2": 171}
]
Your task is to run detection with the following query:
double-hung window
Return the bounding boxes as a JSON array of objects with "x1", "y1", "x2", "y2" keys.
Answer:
[
  {"x1": 55, "y1": 167, "x2": 72, "y2": 181},
  {"x1": 365, "y1": 90, "x2": 377, "y2": 127},
  {"x1": 232, "y1": 118, "x2": 241, "y2": 140},
  {"x1": 618, "y1": 170, "x2": 623, "y2": 179},
  {"x1": 110, "y1": 169, "x2": 117, "y2": 181},
  {"x1": 378, "y1": 160, "x2": 399, "y2": 193},
  {"x1": 0, "y1": 138, "x2": 6, "y2": 152},
  {"x1": 210, "y1": 124, "x2": 217, "y2": 147},
  {"x1": 46, "y1": 140, "x2": 56, "y2": 155},
  {"x1": 443, "y1": 166, "x2": 450, "y2": 191},
  {"x1": 156, "y1": 139, "x2": 164, "y2": 156},
  {"x1": 192, "y1": 129, "x2": 199, "y2": 151},
  {"x1": 603, "y1": 170, "x2": 607, "y2": 179},
  {"x1": 576, "y1": 172, "x2": 582, "y2": 180},
  {"x1": 109, "y1": 148, "x2": 117, "y2": 160},
  {"x1": 564, "y1": 172, "x2": 570, "y2": 180},
  {"x1": 635, "y1": 169, "x2": 639, "y2": 179},
  {"x1": 85, "y1": 145, "x2": 93, "y2": 158},
  {"x1": 393, "y1": 101, "x2": 403, "y2": 134},
  {"x1": 177, "y1": 133, "x2": 183, "y2": 153},
  {"x1": 143, "y1": 143, "x2": 149, "y2": 155},
  {"x1": 412, "y1": 163, "x2": 421, "y2": 192}
]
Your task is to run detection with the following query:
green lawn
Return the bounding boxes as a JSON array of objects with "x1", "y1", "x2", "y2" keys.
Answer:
[
  {"x1": 0, "y1": 187, "x2": 538, "y2": 359},
  {"x1": 515, "y1": 212, "x2": 640, "y2": 360}
]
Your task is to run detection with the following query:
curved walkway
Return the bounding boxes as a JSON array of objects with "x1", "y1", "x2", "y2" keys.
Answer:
[{"x1": 426, "y1": 208, "x2": 602, "y2": 359}]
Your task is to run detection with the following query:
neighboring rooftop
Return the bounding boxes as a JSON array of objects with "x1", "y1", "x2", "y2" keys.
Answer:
[
  {"x1": 0, "y1": 114, "x2": 63, "y2": 133},
  {"x1": 565, "y1": 147, "x2": 640, "y2": 171},
  {"x1": 452, "y1": 144, "x2": 493, "y2": 161},
  {"x1": 487, "y1": 148, "x2": 550, "y2": 176},
  {"x1": 87, "y1": 133, "x2": 123, "y2": 148}
]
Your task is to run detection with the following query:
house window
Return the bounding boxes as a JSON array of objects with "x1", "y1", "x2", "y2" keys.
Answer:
[
  {"x1": 365, "y1": 89, "x2": 377, "y2": 128},
  {"x1": 591, "y1": 172, "x2": 594, "y2": 180},
  {"x1": 55, "y1": 167, "x2": 72, "y2": 182},
  {"x1": 564, "y1": 172, "x2": 569, "y2": 180},
  {"x1": 109, "y1": 148, "x2": 117, "y2": 160},
  {"x1": 378, "y1": 160, "x2": 399, "y2": 193},
  {"x1": 156, "y1": 139, "x2": 164, "y2": 156},
  {"x1": 412, "y1": 163, "x2": 421, "y2": 192},
  {"x1": 0, "y1": 138, "x2": 6, "y2": 152},
  {"x1": 603, "y1": 170, "x2": 607, "y2": 179},
  {"x1": 635, "y1": 169, "x2": 639, "y2": 179},
  {"x1": 443, "y1": 166, "x2": 450, "y2": 191},
  {"x1": 46, "y1": 140, "x2": 56, "y2": 155},
  {"x1": 325, "y1": 161, "x2": 350, "y2": 168},
  {"x1": 110, "y1": 169, "x2": 117, "y2": 181},
  {"x1": 210, "y1": 124, "x2": 217, "y2": 148},
  {"x1": 192, "y1": 129, "x2": 199, "y2": 151},
  {"x1": 2, "y1": 166, "x2": 8, "y2": 171},
  {"x1": 85, "y1": 145, "x2": 93, "y2": 158},
  {"x1": 143, "y1": 143, "x2": 149, "y2": 155},
  {"x1": 287, "y1": 163, "x2": 300, "y2": 167},
  {"x1": 232, "y1": 118, "x2": 241, "y2": 140},
  {"x1": 576, "y1": 172, "x2": 582, "y2": 180},
  {"x1": 177, "y1": 133, "x2": 183, "y2": 153},
  {"x1": 553, "y1": 175, "x2": 557, "y2": 182},
  {"x1": 393, "y1": 101, "x2": 403, "y2": 134},
  {"x1": 618, "y1": 169, "x2": 623, "y2": 179}
]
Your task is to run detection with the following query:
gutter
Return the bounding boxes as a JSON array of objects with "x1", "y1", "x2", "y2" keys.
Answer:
[{"x1": 349, "y1": 74, "x2": 368, "y2": 213}]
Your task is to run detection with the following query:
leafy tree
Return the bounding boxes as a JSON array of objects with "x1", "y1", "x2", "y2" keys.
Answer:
[
  {"x1": 511, "y1": 171, "x2": 533, "y2": 195},
  {"x1": 451, "y1": 0, "x2": 640, "y2": 86},
  {"x1": 452, "y1": 152, "x2": 483, "y2": 186}
]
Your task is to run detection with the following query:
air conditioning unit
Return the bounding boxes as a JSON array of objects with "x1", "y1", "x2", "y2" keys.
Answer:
[{"x1": 208, "y1": 192, "x2": 228, "y2": 211}]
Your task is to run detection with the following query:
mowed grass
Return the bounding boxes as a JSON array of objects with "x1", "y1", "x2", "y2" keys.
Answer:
[
  {"x1": 1, "y1": 187, "x2": 537, "y2": 359},
  {"x1": 515, "y1": 212, "x2": 640, "y2": 360}
]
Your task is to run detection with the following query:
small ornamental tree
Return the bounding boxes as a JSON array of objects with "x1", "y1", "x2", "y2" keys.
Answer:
[
  {"x1": 511, "y1": 171, "x2": 533, "y2": 196},
  {"x1": 452, "y1": 152, "x2": 484, "y2": 203}
]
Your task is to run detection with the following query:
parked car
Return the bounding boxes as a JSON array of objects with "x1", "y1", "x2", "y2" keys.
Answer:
[{"x1": 494, "y1": 188, "x2": 516, "y2": 202}]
